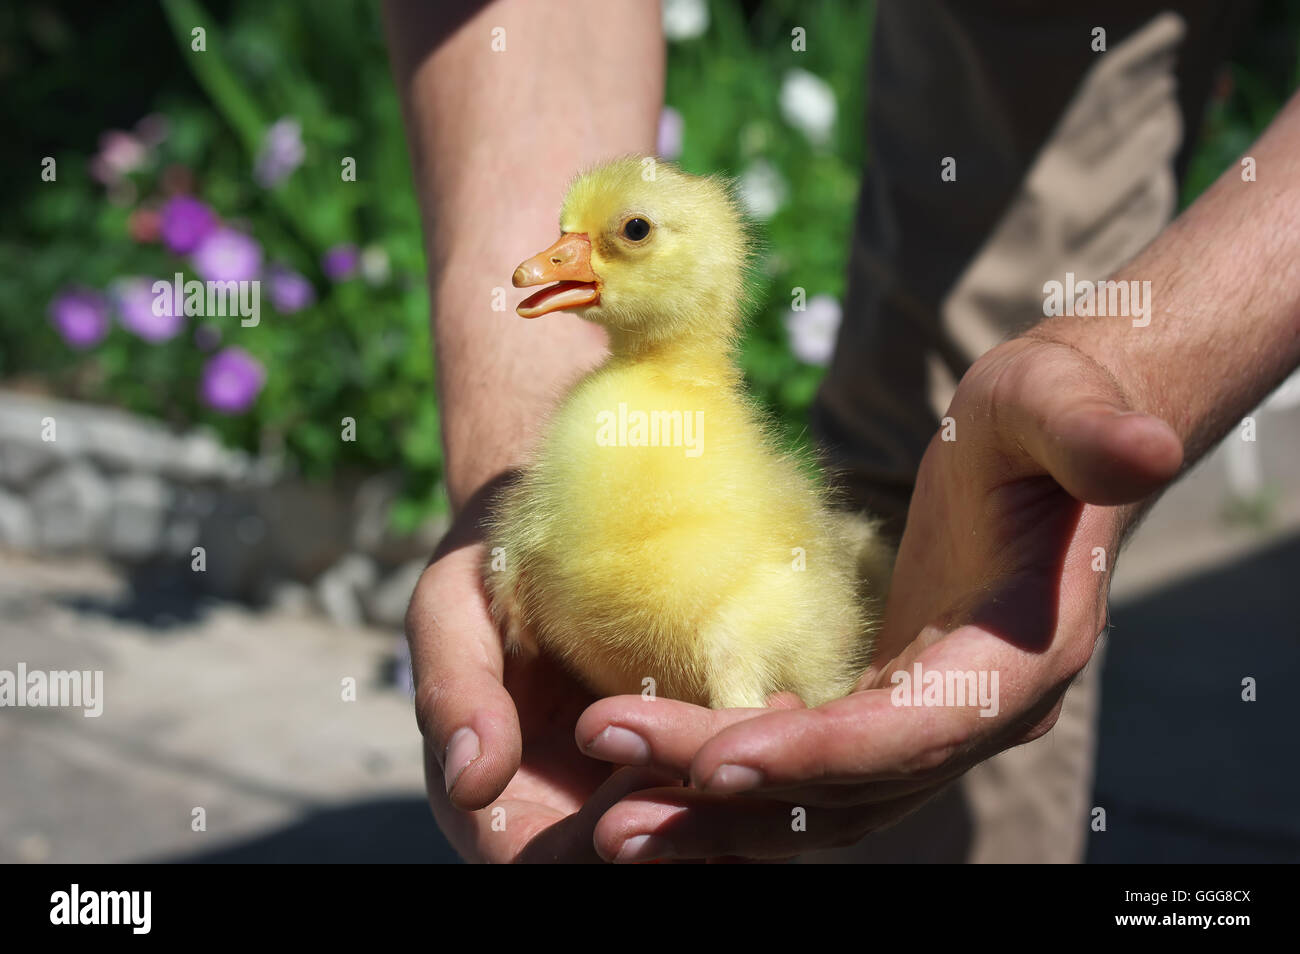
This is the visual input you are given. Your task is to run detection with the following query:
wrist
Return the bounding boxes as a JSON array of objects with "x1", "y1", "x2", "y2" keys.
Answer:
[
  {"x1": 1021, "y1": 313, "x2": 1161, "y2": 420},
  {"x1": 432, "y1": 267, "x2": 607, "y2": 512}
]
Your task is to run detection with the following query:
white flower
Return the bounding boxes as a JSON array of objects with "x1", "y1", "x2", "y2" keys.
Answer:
[
  {"x1": 361, "y1": 245, "x2": 391, "y2": 285},
  {"x1": 662, "y1": 0, "x2": 709, "y2": 42},
  {"x1": 780, "y1": 68, "x2": 837, "y2": 146},
  {"x1": 737, "y1": 159, "x2": 788, "y2": 221},
  {"x1": 785, "y1": 294, "x2": 842, "y2": 366}
]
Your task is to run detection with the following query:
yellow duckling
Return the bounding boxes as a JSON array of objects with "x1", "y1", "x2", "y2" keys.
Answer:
[{"x1": 485, "y1": 157, "x2": 891, "y2": 709}]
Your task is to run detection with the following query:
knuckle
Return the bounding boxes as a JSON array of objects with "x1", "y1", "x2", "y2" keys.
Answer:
[
  {"x1": 1055, "y1": 629, "x2": 1102, "y2": 683},
  {"x1": 1019, "y1": 707, "x2": 1062, "y2": 744},
  {"x1": 1056, "y1": 647, "x2": 1089, "y2": 683},
  {"x1": 1021, "y1": 722, "x2": 1055, "y2": 745}
]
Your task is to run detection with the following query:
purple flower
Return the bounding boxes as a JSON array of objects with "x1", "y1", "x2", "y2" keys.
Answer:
[
  {"x1": 784, "y1": 294, "x2": 842, "y2": 366},
  {"x1": 112, "y1": 278, "x2": 184, "y2": 343},
  {"x1": 49, "y1": 288, "x2": 110, "y2": 350},
  {"x1": 657, "y1": 107, "x2": 684, "y2": 160},
  {"x1": 266, "y1": 264, "x2": 315, "y2": 313},
  {"x1": 321, "y1": 243, "x2": 359, "y2": 282},
  {"x1": 160, "y1": 196, "x2": 217, "y2": 255},
  {"x1": 254, "y1": 117, "x2": 305, "y2": 188},
  {"x1": 192, "y1": 227, "x2": 263, "y2": 283},
  {"x1": 200, "y1": 347, "x2": 265, "y2": 414}
]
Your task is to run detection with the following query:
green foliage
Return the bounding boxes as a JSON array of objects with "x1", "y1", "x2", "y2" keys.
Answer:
[
  {"x1": 2, "y1": 0, "x2": 441, "y2": 529},
  {"x1": 666, "y1": 0, "x2": 873, "y2": 440},
  {"x1": 1181, "y1": 0, "x2": 1300, "y2": 204},
  {"x1": 3, "y1": 0, "x2": 1295, "y2": 528}
]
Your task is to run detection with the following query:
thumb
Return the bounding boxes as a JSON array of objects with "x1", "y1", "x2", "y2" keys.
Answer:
[{"x1": 991, "y1": 342, "x2": 1184, "y2": 505}]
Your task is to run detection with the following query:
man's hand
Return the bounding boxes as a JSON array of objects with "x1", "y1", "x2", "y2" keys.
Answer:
[
  {"x1": 572, "y1": 87, "x2": 1300, "y2": 862},
  {"x1": 572, "y1": 336, "x2": 1183, "y2": 861},
  {"x1": 407, "y1": 490, "x2": 680, "y2": 863},
  {"x1": 385, "y1": 0, "x2": 665, "y2": 862}
]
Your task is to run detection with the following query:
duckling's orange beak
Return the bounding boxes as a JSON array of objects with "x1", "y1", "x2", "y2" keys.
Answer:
[{"x1": 512, "y1": 232, "x2": 600, "y2": 318}]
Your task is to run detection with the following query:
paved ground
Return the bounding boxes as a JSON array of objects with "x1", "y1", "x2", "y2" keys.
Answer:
[
  {"x1": 1, "y1": 379, "x2": 1298, "y2": 864},
  {"x1": 1092, "y1": 533, "x2": 1300, "y2": 862},
  {"x1": 1088, "y1": 376, "x2": 1300, "y2": 862},
  {"x1": 0, "y1": 553, "x2": 456, "y2": 863}
]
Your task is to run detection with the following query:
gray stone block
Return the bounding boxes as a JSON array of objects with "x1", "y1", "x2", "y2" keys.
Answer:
[
  {"x1": 31, "y1": 463, "x2": 111, "y2": 551},
  {"x1": 362, "y1": 558, "x2": 426, "y2": 629},
  {"x1": 106, "y1": 473, "x2": 172, "y2": 560},
  {"x1": 315, "y1": 553, "x2": 378, "y2": 627},
  {"x1": 0, "y1": 488, "x2": 35, "y2": 549},
  {"x1": 0, "y1": 441, "x2": 58, "y2": 487}
]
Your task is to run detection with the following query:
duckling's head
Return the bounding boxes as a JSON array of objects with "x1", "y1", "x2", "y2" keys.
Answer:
[{"x1": 512, "y1": 157, "x2": 752, "y2": 353}]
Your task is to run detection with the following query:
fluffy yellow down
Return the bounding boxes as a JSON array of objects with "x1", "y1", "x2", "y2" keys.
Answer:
[{"x1": 486, "y1": 158, "x2": 891, "y2": 709}]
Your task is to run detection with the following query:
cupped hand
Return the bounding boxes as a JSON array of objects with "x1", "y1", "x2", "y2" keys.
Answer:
[
  {"x1": 574, "y1": 336, "x2": 1184, "y2": 861},
  {"x1": 406, "y1": 487, "x2": 676, "y2": 863}
]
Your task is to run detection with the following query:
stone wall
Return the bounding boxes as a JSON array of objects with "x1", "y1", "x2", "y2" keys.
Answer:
[{"x1": 0, "y1": 390, "x2": 439, "y2": 630}]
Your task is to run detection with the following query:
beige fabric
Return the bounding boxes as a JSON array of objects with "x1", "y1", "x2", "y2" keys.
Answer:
[
  {"x1": 801, "y1": 641, "x2": 1106, "y2": 864},
  {"x1": 956, "y1": 16, "x2": 1183, "y2": 864},
  {"x1": 804, "y1": 7, "x2": 1217, "y2": 862},
  {"x1": 965, "y1": 640, "x2": 1107, "y2": 864},
  {"x1": 934, "y1": 13, "x2": 1186, "y2": 412}
]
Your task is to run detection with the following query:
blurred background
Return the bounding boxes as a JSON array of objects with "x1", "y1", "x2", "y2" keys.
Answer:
[{"x1": 1, "y1": 0, "x2": 1298, "y2": 863}]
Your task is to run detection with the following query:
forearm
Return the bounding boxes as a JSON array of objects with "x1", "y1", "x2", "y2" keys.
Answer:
[
  {"x1": 1034, "y1": 90, "x2": 1300, "y2": 469},
  {"x1": 384, "y1": 0, "x2": 662, "y2": 511}
]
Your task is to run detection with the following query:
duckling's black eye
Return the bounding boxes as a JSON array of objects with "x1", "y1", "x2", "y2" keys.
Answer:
[{"x1": 621, "y1": 217, "x2": 651, "y2": 242}]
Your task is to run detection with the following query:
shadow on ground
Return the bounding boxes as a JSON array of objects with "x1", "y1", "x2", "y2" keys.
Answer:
[
  {"x1": 138, "y1": 534, "x2": 1300, "y2": 864},
  {"x1": 55, "y1": 565, "x2": 216, "y2": 631},
  {"x1": 153, "y1": 796, "x2": 461, "y2": 863},
  {"x1": 1089, "y1": 532, "x2": 1300, "y2": 862}
]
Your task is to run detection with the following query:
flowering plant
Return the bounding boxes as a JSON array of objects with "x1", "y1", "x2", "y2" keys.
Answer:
[
  {"x1": 5, "y1": 0, "x2": 443, "y2": 527},
  {"x1": 3, "y1": 0, "x2": 1276, "y2": 530}
]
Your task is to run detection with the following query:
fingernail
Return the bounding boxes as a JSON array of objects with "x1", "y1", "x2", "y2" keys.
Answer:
[
  {"x1": 705, "y1": 764, "x2": 764, "y2": 793},
  {"x1": 585, "y1": 726, "x2": 651, "y2": 765},
  {"x1": 443, "y1": 727, "x2": 480, "y2": 794},
  {"x1": 615, "y1": 834, "x2": 672, "y2": 863}
]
